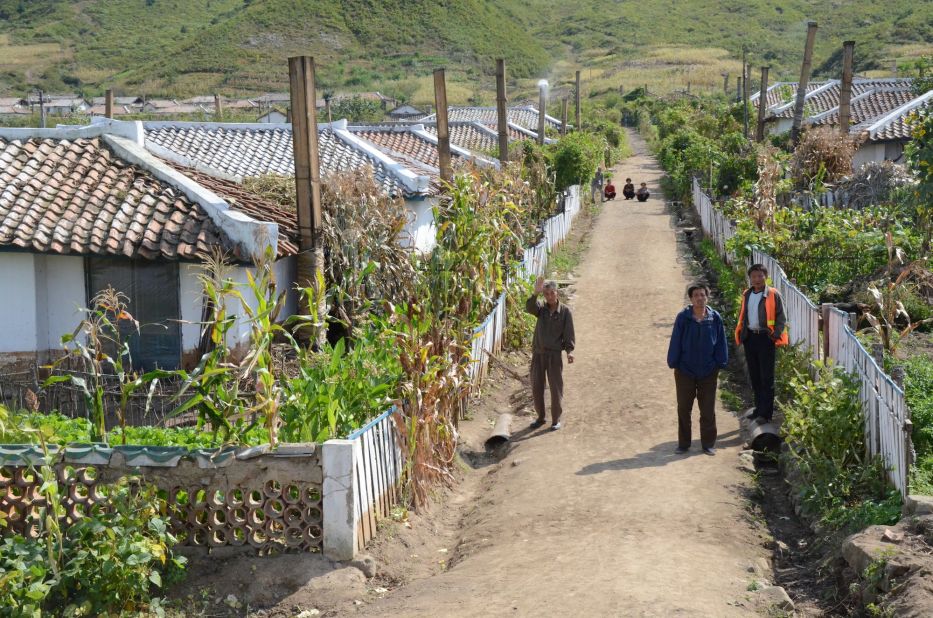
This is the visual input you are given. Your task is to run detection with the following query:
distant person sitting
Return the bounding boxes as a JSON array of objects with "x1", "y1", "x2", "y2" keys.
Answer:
[
  {"x1": 636, "y1": 183, "x2": 650, "y2": 202},
  {"x1": 604, "y1": 181, "x2": 616, "y2": 200},
  {"x1": 622, "y1": 178, "x2": 636, "y2": 200}
]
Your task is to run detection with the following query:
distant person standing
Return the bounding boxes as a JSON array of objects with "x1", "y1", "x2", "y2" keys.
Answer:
[
  {"x1": 591, "y1": 166, "x2": 605, "y2": 203},
  {"x1": 735, "y1": 264, "x2": 788, "y2": 424},
  {"x1": 622, "y1": 178, "x2": 636, "y2": 200},
  {"x1": 667, "y1": 283, "x2": 728, "y2": 455},
  {"x1": 636, "y1": 182, "x2": 650, "y2": 202},
  {"x1": 526, "y1": 277, "x2": 575, "y2": 431}
]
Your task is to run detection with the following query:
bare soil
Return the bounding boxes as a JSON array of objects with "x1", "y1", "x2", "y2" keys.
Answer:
[
  {"x1": 169, "y1": 132, "x2": 786, "y2": 617},
  {"x1": 350, "y1": 131, "x2": 775, "y2": 616}
]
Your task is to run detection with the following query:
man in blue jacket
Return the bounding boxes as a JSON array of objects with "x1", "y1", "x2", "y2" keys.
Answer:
[{"x1": 667, "y1": 283, "x2": 728, "y2": 455}]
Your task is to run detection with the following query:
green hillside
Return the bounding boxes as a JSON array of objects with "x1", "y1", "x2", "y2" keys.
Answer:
[{"x1": 0, "y1": 0, "x2": 929, "y2": 102}]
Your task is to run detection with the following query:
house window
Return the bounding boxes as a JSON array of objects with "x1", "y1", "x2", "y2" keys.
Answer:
[{"x1": 86, "y1": 258, "x2": 181, "y2": 370}]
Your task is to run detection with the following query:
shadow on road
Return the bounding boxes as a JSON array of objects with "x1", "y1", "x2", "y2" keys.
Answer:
[{"x1": 576, "y1": 429, "x2": 742, "y2": 475}]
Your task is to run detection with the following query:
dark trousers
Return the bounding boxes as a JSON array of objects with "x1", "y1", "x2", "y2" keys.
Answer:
[
  {"x1": 674, "y1": 369, "x2": 719, "y2": 449},
  {"x1": 530, "y1": 352, "x2": 563, "y2": 424},
  {"x1": 744, "y1": 332, "x2": 776, "y2": 420}
]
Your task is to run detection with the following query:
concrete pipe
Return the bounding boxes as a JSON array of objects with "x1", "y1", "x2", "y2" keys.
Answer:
[
  {"x1": 748, "y1": 422, "x2": 782, "y2": 452},
  {"x1": 484, "y1": 413, "x2": 513, "y2": 450}
]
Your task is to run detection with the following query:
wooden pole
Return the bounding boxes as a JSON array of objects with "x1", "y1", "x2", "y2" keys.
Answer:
[
  {"x1": 288, "y1": 55, "x2": 326, "y2": 348},
  {"x1": 722, "y1": 73, "x2": 729, "y2": 94},
  {"x1": 433, "y1": 68, "x2": 452, "y2": 183},
  {"x1": 560, "y1": 97, "x2": 568, "y2": 136},
  {"x1": 537, "y1": 83, "x2": 546, "y2": 146},
  {"x1": 742, "y1": 47, "x2": 749, "y2": 138},
  {"x1": 105, "y1": 89, "x2": 114, "y2": 119},
  {"x1": 213, "y1": 93, "x2": 223, "y2": 118},
  {"x1": 791, "y1": 21, "x2": 819, "y2": 145},
  {"x1": 838, "y1": 41, "x2": 855, "y2": 136},
  {"x1": 755, "y1": 66, "x2": 770, "y2": 142},
  {"x1": 574, "y1": 70, "x2": 581, "y2": 131},
  {"x1": 736, "y1": 76, "x2": 742, "y2": 102},
  {"x1": 495, "y1": 59, "x2": 509, "y2": 164}
]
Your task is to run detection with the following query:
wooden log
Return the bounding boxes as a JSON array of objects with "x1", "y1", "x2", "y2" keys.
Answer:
[
  {"x1": 839, "y1": 41, "x2": 855, "y2": 135},
  {"x1": 496, "y1": 59, "x2": 509, "y2": 163},
  {"x1": 791, "y1": 21, "x2": 819, "y2": 145},
  {"x1": 433, "y1": 69, "x2": 452, "y2": 183}
]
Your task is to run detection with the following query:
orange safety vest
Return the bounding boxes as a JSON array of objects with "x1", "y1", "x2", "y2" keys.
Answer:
[{"x1": 735, "y1": 287, "x2": 789, "y2": 347}]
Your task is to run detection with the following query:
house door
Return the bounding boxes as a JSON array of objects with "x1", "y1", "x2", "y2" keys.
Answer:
[{"x1": 86, "y1": 257, "x2": 181, "y2": 370}]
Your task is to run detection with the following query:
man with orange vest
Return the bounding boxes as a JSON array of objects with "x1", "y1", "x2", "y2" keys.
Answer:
[{"x1": 735, "y1": 263, "x2": 788, "y2": 424}]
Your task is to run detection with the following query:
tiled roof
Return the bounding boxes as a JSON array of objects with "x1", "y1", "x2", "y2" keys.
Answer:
[
  {"x1": 418, "y1": 121, "x2": 532, "y2": 153},
  {"x1": 769, "y1": 79, "x2": 914, "y2": 119},
  {"x1": 144, "y1": 123, "x2": 423, "y2": 197},
  {"x1": 812, "y1": 88, "x2": 917, "y2": 128},
  {"x1": 420, "y1": 105, "x2": 562, "y2": 134},
  {"x1": 864, "y1": 90, "x2": 933, "y2": 142},
  {"x1": 0, "y1": 137, "x2": 227, "y2": 260},
  {"x1": 348, "y1": 125, "x2": 464, "y2": 170}
]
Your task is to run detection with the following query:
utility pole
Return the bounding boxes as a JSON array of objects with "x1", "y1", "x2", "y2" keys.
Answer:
[
  {"x1": 288, "y1": 56, "x2": 326, "y2": 348},
  {"x1": 790, "y1": 21, "x2": 819, "y2": 145},
  {"x1": 105, "y1": 89, "x2": 114, "y2": 119},
  {"x1": 433, "y1": 68, "x2": 452, "y2": 183},
  {"x1": 755, "y1": 66, "x2": 770, "y2": 142},
  {"x1": 574, "y1": 70, "x2": 581, "y2": 131},
  {"x1": 838, "y1": 41, "x2": 855, "y2": 136},
  {"x1": 495, "y1": 59, "x2": 509, "y2": 164}
]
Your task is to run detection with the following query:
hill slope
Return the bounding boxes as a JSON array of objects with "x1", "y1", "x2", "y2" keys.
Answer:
[{"x1": 0, "y1": 0, "x2": 929, "y2": 101}]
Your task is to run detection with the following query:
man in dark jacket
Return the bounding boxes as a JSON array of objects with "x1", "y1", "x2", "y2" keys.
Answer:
[
  {"x1": 526, "y1": 277, "x2": 575, "y2": 430},
  {"x1": 735, "y1": 264, "x2": 787, "y2": 424},
  {"x1": 667, "y1": 283, "x2": 728, "y2": 455}
]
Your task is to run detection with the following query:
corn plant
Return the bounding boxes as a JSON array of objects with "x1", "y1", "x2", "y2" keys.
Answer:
[{"x1": 43, "y1": 287, "x2": 163, "y2": 444}]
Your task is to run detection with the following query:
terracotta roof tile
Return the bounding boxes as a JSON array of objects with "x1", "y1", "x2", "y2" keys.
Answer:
[{"x1": 0, "y1": 136, "x2": 239, "y2": 260}]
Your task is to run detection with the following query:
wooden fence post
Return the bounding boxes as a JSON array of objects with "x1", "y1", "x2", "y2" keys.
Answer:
[
  {"x1": 288, "y1": 55, "x2": 326, "y2": 349},
  {"x1": 821, "y1": 303, "x2": 833, "y2": 361},
  {"x1": 495, "y1": 59, "x2": 509, "y2": 164},
  {"x1": 105, "y1": 89, "x2": 114, "y2": 119},
  {"x1": 537, "y1": 82, "x2": 547, "y2": 146},
  {"x1": 755, "y1": 66, "x2": 769, "y2": 142},
  {"x1": 791, "y1": 21, "x2": 819, "y2": 145},
  {"x1": 433, "y1": 68, "x2": 452, "y2": 183},
  {"x1": 560, "y1": 98, "x2": 568, "y2": 136},
  {"x1": 838, "y1": 41, "x2": 855, "y2": 135},
  {"x1": 574, "y1": 70, "x2": 581, "y2": 131}
]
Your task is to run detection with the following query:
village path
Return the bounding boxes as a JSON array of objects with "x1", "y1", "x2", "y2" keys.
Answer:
[{"x1": 354, "y1": 131, "x2": 770, "y2": 616}]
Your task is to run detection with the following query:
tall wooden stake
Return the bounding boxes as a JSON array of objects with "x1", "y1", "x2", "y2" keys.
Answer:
[
  {"x1": 736, "y1": 76, "x2": 742, "y2": 102},
  {"x1": 433, "y1": 69, "x2": 452, "y2": 183},
  {"x1": 722, "y1": 73, "x2": 729, "y2": 94},
  {"x1": 742, "y1": 47, "x2": 749, "y2": 138},
  {"x1": 214, "y1": 93, "x2": 223, "y2": 118},
  {"x1": 574, "y1": 70, "x2": 581, "y2": 131},
  {"x1": 105, "y1": 89, "x2": 114, "y2": 119},
  {"x1": 288, "y1": 55, "x2": 326, "y2": 348},
  {"x1": 755, "y1": 66, "x2": 770, "y2": 142},
  {"x1": 560, "y1": 97, "x2": 568, "y2": 136},
  {"x1": 495, "y1": 59, "x2": 509, "y2": 164},
  {"x1": 537, "y1": 83, "x2": 546, "y2": 146},
  {"x1": 838, "y1": 41, "x2": 855, "y2": 136},
  {"x1": 791, "y1": 21, "x2": 819, "y2": 145}
]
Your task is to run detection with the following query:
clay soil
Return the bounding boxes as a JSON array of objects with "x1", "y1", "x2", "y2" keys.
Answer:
[{"x1": 169, "y1": 131, "x2": 787, "y2": 617}]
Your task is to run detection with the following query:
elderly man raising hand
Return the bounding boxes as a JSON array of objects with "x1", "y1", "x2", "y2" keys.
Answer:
[{"x1": 526, "y1": 276, "x2": 576, "y2": 431}]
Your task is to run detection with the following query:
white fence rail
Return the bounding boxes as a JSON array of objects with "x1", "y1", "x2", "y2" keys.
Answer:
[{"x1": 690, "y1": 178, "x2": 911, "y2": 497}]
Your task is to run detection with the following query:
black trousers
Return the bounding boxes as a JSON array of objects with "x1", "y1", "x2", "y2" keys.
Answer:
[{"x1": 743, "y1": 331, "x2": 776, "y2": 420}]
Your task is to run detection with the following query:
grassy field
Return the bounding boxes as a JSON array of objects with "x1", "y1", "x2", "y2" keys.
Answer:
[{"x1": 0, "y1": 0, "x2": 929, "y2": 106}]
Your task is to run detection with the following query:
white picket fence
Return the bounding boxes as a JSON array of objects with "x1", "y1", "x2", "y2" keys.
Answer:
[
  {"x1": 691, "y1": 178, "x2": 912, "y2": 497},
  {"x1": 324, "y1": 184, "x2": 585, "y2": 559}
]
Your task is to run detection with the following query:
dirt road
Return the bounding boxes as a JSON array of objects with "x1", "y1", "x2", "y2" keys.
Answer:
[{"x1": 356, "y1": 131, "x2": 770, "y2": 616}]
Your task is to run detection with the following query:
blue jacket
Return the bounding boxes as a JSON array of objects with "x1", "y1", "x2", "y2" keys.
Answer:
[{"x1": 667, "y1": 306, "x2": 728, "y2": 378}]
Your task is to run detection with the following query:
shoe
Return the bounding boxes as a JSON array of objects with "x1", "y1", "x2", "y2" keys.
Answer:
[
  {"x1": 751, "y1": 416, "x2": 769, "y2": 425},
  {"x1": 550, "y1": 422, "x2": 562, "y2": 431},
  {"x1": 530, "y1": 418, "x2": 546, "y2": 429},
  {"x1": 675, "y1": 446, "x2": 689, "y2": 454},
  {"x1": 744, "y1": 409, "x2": 758, "y2": 420},
  {"x1": 703, "y1": 447, "x2": 716, "y2": 456}
]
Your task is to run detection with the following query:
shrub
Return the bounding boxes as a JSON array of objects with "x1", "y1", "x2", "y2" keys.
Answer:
[
  {"x1": 547, "y1": 131, "x2": 605, "y2": 191},
  {"x1": 791, "y1": 126, "x2": 857, "y2": 192}
]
